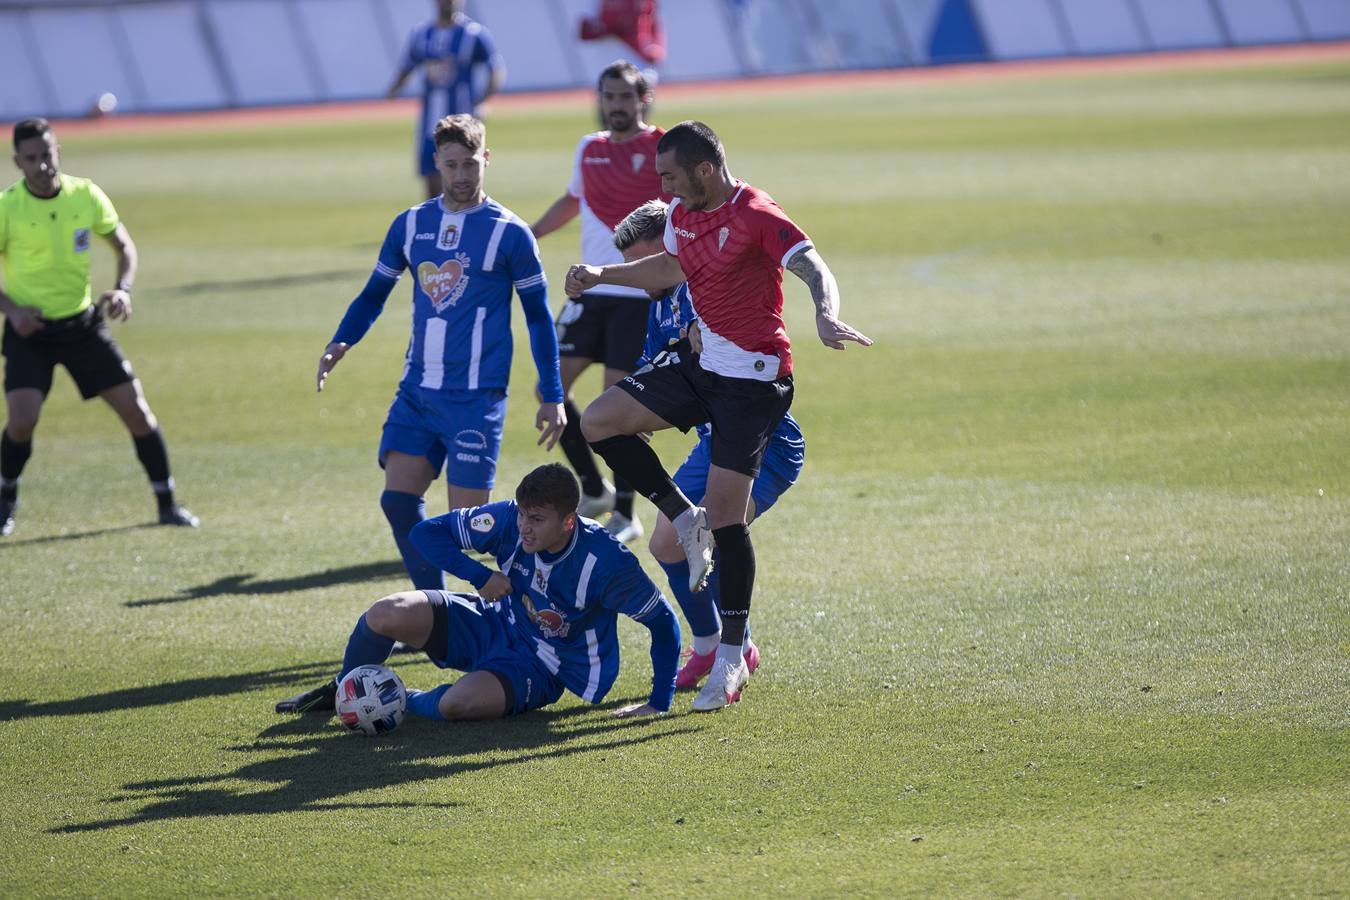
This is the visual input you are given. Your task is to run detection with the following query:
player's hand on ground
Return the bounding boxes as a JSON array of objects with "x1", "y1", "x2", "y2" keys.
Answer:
[
  {"x1": 610, "y1": 702, "x2": 664, "y2": 718},
  {"x1": 535, "y1": 401, "x2": 566, "y2": 450},
  {"x1": 816, "y1": 313, "x2": 873, "y2": 350},
  {"x1": 6, "y1": 305, "x2": 45, "y2": 338},
  {"x1": 478, "y1": 571, "x2": 512, "y2": 601},
  {"x1": 99, "y1": 289, "x2": 132, "y2": 321},
  {"x1": 564, "y1": 264, "x2": 603, "y2": 298},
  {"x1": 316, "y1": 342, "x2": 348, "y2": 392}
]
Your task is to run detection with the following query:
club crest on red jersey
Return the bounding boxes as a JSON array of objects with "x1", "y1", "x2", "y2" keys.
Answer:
[
  {"x1": 631, "y1": 153, "x2": 646, "y2": 173},
  {"x1": 717, "y1": 227, "x2": 730, "y2": 251}
]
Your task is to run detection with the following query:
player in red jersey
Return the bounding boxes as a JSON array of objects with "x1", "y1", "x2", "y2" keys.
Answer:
[
  {"x1": 532, "y1": 61, "x2": 668, "y2": 543},
  {"x1": 566, "y1": 120, "x2": 871, "y2": 711}
]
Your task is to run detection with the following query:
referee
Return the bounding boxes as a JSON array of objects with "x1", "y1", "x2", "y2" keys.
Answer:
[{"x1": 0, "y1": 119, "x2": 197, "y2": 536}]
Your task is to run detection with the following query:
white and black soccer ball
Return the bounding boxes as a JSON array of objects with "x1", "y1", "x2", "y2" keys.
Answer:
[{"x1": 335, "y1": 664, "x2": 407, "y2": 736}]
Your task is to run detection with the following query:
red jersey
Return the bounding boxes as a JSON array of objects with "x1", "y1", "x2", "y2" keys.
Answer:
[
  {"x1": 663, "y1": 182, "x2": 811, "y2": 380},
  {"x1": 567, "y1": 126, "x2": 667, "y2": 298}
]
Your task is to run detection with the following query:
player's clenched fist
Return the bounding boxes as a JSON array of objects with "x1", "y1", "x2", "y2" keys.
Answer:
[{"x1": 564, "y1": 264, "x2": 603, "y2": 298}]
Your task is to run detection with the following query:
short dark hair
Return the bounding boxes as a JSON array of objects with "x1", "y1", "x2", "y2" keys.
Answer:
[
  {"x1": 597, "y1": 59, "x2": 651, "y2": 101},
  {"x1": 13, "y1": 118, "x2": 52, "y2": 150},
  {"x1": 515, "y1": 463, "x2": 580, "y2": 518},
  {"x1": 656, "y1": 121, "x2": 724, "y2": 172},
  {"x1": 613, "y1": 199, "x2": 667, "y2": 251},
  {"x1": 433, "y1": 114, "x2": 485, "y2": 152}
]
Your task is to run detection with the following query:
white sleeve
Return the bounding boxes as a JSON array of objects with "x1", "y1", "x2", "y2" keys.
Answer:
[
  {"x1": 663, "y1": 198, "x2": 682, "y2": 255},
  {"x1": 566, "y1": 134, "x2": 594, "y2": 200}
]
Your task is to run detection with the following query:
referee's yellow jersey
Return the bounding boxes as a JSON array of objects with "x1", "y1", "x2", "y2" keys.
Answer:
[{"x1": 0, "y1": 173, "x2": 120, "y2": 320}]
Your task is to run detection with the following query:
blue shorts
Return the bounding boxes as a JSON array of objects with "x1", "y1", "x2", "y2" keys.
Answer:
[
  {"x1": 423, "y1": 591, "x2": 566, "y2": 716},
  {"x1": 673, "y1": 428, "x2": 805, "y2": 518},
  {"x1": 380, "y1": 384, "x2": 506, "y2": 490}
]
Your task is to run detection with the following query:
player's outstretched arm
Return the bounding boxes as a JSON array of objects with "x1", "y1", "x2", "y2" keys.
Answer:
[
  {"x1": 565, "y1": 251, "x2": 683, "y2": 298},
  {"x1": 785, "y1": 246, "x2": 873, "y2": 350}
]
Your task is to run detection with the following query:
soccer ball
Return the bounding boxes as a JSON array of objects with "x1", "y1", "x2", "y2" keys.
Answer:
[{"x1": 335, "y1": 664, "x2": 407, "y2": 736}]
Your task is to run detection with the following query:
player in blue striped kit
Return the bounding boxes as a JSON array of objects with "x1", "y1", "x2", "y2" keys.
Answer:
[
  {"x1": 387, "y1": 0, "x2": 505, "y2": 199},
  {"x1": 317, "y1": 115, "x2": 566, "y2": 595},
  {"x1": 612, "y1": 200, "x2": 805, "y2": 708},
  {"x1": 277, "y1": 463, "x2": 679, "y2": 720}
]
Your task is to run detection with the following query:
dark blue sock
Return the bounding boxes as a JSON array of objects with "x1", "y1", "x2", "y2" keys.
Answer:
[
  {"x1": 381, "y1": 490, "x2": 444, "y2": 590},
  {"x1": 340, "y1": 614, "x2": 396, "y2": 679},
  {"x1": 659, "y1": 558, "x2": 720, "y2": 638},
  {"x1": 407, "y1": 685, "x2": 451, "y2": 720}
]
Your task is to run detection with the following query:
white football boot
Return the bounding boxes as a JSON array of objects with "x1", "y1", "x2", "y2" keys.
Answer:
[
  {"x1": 675, "y1": 506, "x2": 714, "y2": 592},
  {"x1": 604, "y1": 511, "x2": 644, "y2": 544},
  {"x1": 577, "y1": 480, "x2": 616, "y2": 519},
  {"x1": 691, "y1": 653, "x2": 749, "y2": 712}
]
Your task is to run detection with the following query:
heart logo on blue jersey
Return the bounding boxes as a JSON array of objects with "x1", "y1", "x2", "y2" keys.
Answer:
[{"x1": 418, "y1": 257, "x2": 470, "y2": 311}]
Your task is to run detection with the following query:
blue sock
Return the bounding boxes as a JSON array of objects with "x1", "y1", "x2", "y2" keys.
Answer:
[
  {"x1": 381, "y1": 490, "x2": 444, "y2": 590},
  {"x1": 659, "y1": 558, "x2": 720, "y2": 639},
  {"x1": 340, "y1": 614, "x2": 395, "y2": 679},
  {"x1": 407, "y1": 685, "x2": 450, "y2": 720}
]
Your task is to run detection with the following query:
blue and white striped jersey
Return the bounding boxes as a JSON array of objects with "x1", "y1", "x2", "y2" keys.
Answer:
[
  {"x1": 372, "y1": 196, "x2": 549, "y2": 393},
  {"x1": 402, "y1": 16, "x2": 501, "y2": 138},
  {"x1": 414, "y1": 500, "x2": 678, "y2": 707}
]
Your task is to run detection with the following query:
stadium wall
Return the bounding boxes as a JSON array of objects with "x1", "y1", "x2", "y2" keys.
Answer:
[{"x1": 2, "y1": 0, "x2": 1348, "y2": 120}]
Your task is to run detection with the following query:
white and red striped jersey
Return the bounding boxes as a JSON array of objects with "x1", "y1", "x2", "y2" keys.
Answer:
[
  {"x1": 567, "y1": 126, "x2": 667, "y2": 298},
  {"x1": 663, "y1": 182, "x2": 811, "y2": 380}
]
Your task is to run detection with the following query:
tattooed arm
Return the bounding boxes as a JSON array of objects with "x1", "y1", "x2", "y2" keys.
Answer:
[{"x1": 785, "y1": 246, "x2": 873, "y2": 350}]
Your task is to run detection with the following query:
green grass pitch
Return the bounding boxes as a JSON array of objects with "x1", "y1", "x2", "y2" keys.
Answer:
[{"x1": 1, "y1": 57, "x2": 1347, "y2": 896}]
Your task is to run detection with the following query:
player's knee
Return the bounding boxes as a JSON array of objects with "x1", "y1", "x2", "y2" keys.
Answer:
[
  {"x1": 4, "y1": 418, "x2": 37, "y2": 442},
  {"x1": 579, "y1": 402, "x2": 612, "y2": 443},
  {"x1": 365, "y1": 592, "x2": 421, "y2": 635},
  {"x1": 649, "y1": 528, "x2": 681, "y2": 563}
]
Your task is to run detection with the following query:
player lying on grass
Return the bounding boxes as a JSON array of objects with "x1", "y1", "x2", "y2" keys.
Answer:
[
  {"x1": 611, "y1": 200, "x2": 805, "y2": 707},
  {"x1": 277, "y1": 463, "x2": 679, "y2": 720}
]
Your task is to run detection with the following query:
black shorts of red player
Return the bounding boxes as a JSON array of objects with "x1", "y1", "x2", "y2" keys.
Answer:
[
  {"x1": 3, "y1": 306, "x2": 135, "y2": 399},
  {"x1": 615, "y1": 350, "x2": 792, "y2": 479},
  {"x1": 555, "y1": 291, "x2": 650, "y2": 373}
]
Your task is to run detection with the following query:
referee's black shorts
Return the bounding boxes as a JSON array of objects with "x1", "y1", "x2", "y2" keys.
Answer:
[
  {"x1": 554, "y1": 291, "x2": 649, "y2": 373},
  {"x1": 2, "y1": 306, "x2": 135, "y2": 399},
  {"x1": 615, "y1": 349, "x2": 793, "y2": 479}
]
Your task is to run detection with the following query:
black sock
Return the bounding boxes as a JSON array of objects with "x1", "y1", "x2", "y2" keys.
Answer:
[
  {"x1": 712, "y1": 524, "x2": 754, "y2": 647},
  {"x1": 560, "y1": 400, "x2": 605, "y2": 496},
  {"x1": 133, "y1": 430, "x2": 175, "y2": 506},
  {"x1": 589, "y1": 434, "x2": 687, "y2": 522},
  {"x1": 613, "y1": 474, "x2": 635, "y2": 518},
  {"x1": 1, "y1": 431, "x2": 32, "y2": 501}
]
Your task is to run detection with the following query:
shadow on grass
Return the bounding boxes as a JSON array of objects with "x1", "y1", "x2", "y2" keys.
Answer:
[
  {"x1": 126, "y1": 560, "x2": 408, "y2": 607},
  {"x1": 0, "y1": 661, "x2": 339, "y2": 722},
  {"x1": 52, "y1": 701, "x2": 696, "y2": 832},
  {"x1": 173, "y1": 268, "x2": 368, "y2": 295},
  {"x1": 0, "y1": 523, "x2": 153, "y2": 548}
]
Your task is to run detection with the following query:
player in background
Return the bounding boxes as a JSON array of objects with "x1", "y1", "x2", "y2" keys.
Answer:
[
  {"x1": 0, "y1": 119, "x2": 198, "y2": 536},
  {"x1": 612, "y1": 200, "x2": 805, "y2": 691},
  {"x1": 277, "y1": 463, "x2": 679, "y2": 720},
  {"x1": 317, "y1": 115, "x2": 565, "y2": 595},
  {"x1": 530, "y1": 61, "x2": 668, "y2": 544},
  {"x1": 566, "y1": 121, "x2": 871, "y2": 711},
  {"x1": 388, "y1": 0, "x2": 505, "y2": 199}
]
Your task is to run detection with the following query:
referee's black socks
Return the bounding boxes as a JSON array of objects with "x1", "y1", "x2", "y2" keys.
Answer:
[
  {"x1": 1, "y1": 431, "x2": 32, "y2": 500},
  {"x1": 132, "y1": 430, "x2": 176, "y2": 506}
]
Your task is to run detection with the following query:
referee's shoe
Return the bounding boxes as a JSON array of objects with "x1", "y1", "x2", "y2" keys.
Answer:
[
  {"x1": 276, "y1": 680, "x2": 337, "y2": 714},
  {"x1": 158, "y1": 503, "x2": 200, "y2": 527},
  {"x1": 0, "y1": 498, "x2": 14, "y2": 537}
]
